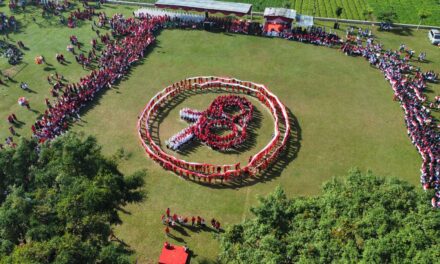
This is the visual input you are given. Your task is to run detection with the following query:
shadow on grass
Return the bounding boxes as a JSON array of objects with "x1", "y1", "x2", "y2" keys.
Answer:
[
  {"x1": 195, "y1": 107, "x2": 301, "y2": 189},
  {"x1": 148, "y1": 89, "x2": 301, "y2": 189},
  {"x1": 388, "y1": 27, "x2": 413, "y2": 36},
  {"x1": 195, "y1": 257, "x2": 221, "y2": 264}
]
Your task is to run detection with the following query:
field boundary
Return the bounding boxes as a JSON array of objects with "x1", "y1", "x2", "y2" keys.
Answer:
[{"x1": 106, "y1": 0, "x2": 440, "y2": 30}]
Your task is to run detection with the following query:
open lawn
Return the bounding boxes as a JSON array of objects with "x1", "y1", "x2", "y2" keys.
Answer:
[{"x1": 0, "y1": 3, "x2": 439, "y2": 263}]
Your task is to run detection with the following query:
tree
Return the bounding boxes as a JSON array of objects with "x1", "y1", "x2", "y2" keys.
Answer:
[
  {"x1": 377, "y1": 10, "x2": 398, "y2": 23},
  {"x1": 362, "y1": 7, "x2": 374, "y2": 21},
  {"x1": 219, "y1": 169, "x2": 440, "y2": 263},
  {"x1": 417, "y1": 9, "x2": 431, "y2": 29},
  {"x1": 0, "y1": 133, "x2": 146, "y2": 263},
  {"x1": 335, "y1": 6, "x2": 343, "y2": 19}
]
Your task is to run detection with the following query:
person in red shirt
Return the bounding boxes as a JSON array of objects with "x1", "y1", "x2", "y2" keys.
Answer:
[
  {"x1": 191, "y1": 216, "x2": 195, "y2": 226},
  {"x1": 166, "y1": 208, "x2": 170, "y2": 217}
]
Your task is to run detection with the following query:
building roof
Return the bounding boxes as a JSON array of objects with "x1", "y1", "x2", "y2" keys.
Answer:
[
  {"x1": 158, "y1": 244, "x2": 188, "y2": 264},
  {"x1": 155, "y1": 0, "x2": 252, "y2": 15},
  {"x1": 264, "y1": 7, "x2": 296, "y2": 19}
]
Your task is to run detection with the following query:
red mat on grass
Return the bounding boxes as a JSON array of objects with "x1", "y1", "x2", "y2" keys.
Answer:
[{"x1": 158, "y1": 243, "x2": 188, "y2": 264}]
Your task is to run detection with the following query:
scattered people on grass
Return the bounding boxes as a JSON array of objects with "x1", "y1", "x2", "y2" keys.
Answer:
[
  {"x1": 17, "y1": 40, "x2": 24, "y2": 49},
  {"x1": 19, "y1": 81, "x2": 29, "y2": 91},
  {"x1": 56, "y1": 53, "x2": 66, "y2": 63},
  {"x1": 161, "y1": 208, "x2": 222, "y2": 236},
  {"x1": 17, "y1": 96, "x2": 29, "y2": 109},
  {"x1": 34, "y1": 55, "x2": 44, "y2": 64},
  {"x1": 0, "y1": 11, "x2": 430, "y2": 207}
]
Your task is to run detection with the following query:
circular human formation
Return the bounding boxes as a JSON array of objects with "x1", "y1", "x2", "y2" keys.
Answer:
[
  {"x1": 138, "y1": 76, "x2": 291, "y2": 182},
  {"x1": 166, "y1": 95, "x2": 254, "y2": 151}
]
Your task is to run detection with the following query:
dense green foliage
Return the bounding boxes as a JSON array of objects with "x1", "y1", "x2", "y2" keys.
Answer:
[
  {"x1": 220, "y1": 170, "x2": 440, "y2": 263},
  {"x1": 130, "y1": 0, "x2": 440, "y2": 24},
  {"x1": 0, "y1": 133, "x2": 145, "y2": 263},
  {"x1": 221, "y1": 0, "x2": 440, "y2": 26}
]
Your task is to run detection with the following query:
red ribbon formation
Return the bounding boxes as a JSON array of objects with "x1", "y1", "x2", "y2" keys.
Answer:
[{"x1": 166, "y1": 95, "x2": 253, "y2": 151}]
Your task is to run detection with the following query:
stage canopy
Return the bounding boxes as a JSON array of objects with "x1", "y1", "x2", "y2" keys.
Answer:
[
  {"x1": 263, "y1": 7, "x2": 296, "y2": 20},
  {"x1": 155, "y1": 0, "x2": 252, "y2": 16}
]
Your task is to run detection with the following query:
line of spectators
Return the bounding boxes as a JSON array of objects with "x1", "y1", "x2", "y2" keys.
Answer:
[
  {"x1": 342, "y1": 39, "x2": 440, "y2": 207},
  {"x1": 32, "y1": 14, "x2": 161, "y2": 142}
]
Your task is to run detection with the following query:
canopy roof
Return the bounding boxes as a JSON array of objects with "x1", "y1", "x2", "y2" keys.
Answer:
[
  {"x1": 158, "y1": 244, "x2": 188, "y2": 264},
  {"x1": 296, "y1": 14, "x2": 314, "y2": 27},
  {"x1": 155, "y1": 0, "x2": 252, "y2": 15},
  {"x1": 264, "y1": 7, "x2": 296, "y2": 20}
]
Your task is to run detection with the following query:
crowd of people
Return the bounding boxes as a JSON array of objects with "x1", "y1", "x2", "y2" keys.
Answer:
[
  {"x1": 0, "y1": 12, "x2": 17, "y2": 32},
  {"x1": 32, "y1": 14, "x2": 160, "y2": 142},
  {"x1": 284, "y1": 27, "x2": 341, "y2": 46},
  {"x1": 41, "y1": 0, "x2": 71, "y2": 15},
  {"x1": 166, "y1": 95, "x2": 253, "y2": 151},
  {"x1": 162, "y1": 208, "x2": 222, "y2": 238},
  {"x1": 67, "y1": 7, "x2": 96, "y2": 28},
  {"x1": 0, "y1": 40, "x2": 22, "y2": 65},
  {"x1": 0, "y1": 9, "x2": 435, "y2": 206},
  {"x1": 139, "y1": 76, "x2": 290, "y2": 182},
  {"x1": 340, "y1": 36, "x2": 440, "y2": 207}
]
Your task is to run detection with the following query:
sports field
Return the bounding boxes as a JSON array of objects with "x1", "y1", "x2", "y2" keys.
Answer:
[{"x1": 0, "y1": 4, "x2": 439, "y2": 263}]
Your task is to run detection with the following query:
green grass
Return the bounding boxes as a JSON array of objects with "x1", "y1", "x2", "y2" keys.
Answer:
[
  {"x1": 134, "y1": 0, "x2": 440, "y2": 26},
  {"x1": 0, "y1": 3, "x2": 440, "y2": 263}
]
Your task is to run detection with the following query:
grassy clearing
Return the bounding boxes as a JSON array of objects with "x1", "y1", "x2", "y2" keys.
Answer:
[{"x1": 0, "y1": 3, "x2": 439, "y2": 263}]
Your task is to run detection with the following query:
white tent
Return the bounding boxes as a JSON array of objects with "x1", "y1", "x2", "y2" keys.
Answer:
[{"x1": 296, "y1": 14, "x2": 314, "y2": 27}]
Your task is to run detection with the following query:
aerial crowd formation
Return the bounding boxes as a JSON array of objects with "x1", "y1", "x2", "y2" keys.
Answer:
[
  {"x1": 0, "y1": 7, "x2": 438, "y2": 206},
  {"x1": 166, "y1": 95, "x2": 254, "y2": 151}
]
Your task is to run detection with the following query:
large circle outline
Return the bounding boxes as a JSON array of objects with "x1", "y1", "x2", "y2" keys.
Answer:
[{"x1": 137, "y1": 76, "x2": 290, "y2": 180}]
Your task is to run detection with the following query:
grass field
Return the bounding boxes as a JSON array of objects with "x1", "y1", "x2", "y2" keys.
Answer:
[
  {"x1": 0, "y1": 3, "x2": 439, "y2": 263},
  {"x1": 134, "y1": 0, "x2": 440, "y2": 26}
]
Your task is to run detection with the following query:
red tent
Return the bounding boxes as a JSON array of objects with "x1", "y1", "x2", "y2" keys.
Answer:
[
  {"x1": 158, "y1": 243, "x2": 189, "y2": 264},
  {"x1": 263, "y1": 7, "x2": 296, "y2": 33}
]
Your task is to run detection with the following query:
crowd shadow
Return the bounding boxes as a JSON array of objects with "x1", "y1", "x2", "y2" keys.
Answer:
[
  {"x1": 388, "y1": 27, "x2": 413, "y2": 36},
  {"x1": 13, "y1": 120, "x2": 25, "y2": 128}
]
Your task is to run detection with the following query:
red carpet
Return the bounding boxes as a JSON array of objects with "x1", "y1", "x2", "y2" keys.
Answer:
[{"x1": 158, "y1": 243, "x2": 188, "y2": 264}]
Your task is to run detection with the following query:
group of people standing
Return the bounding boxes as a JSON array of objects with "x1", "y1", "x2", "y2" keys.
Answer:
[
  {"x1": 0, "y1": 9, "x2": 437, "y2": 207},
  {"x1": 162, "y1": 208, "x2": 222, "y2": 238},
  {"x1": 32, "y1": 14, "x2": 160, "y2": 142},
  {"x1": 341, "y1": 34, "x2": 440, "y2": 207},
  {"x1": 166, "y1": 95, "x2": 253, "y2": 152}
]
